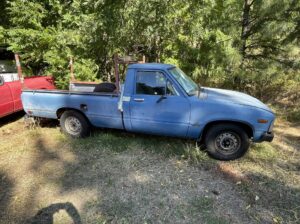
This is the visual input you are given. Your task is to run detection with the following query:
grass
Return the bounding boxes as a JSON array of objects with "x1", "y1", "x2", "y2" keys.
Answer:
[
  {"x1": 0, "y1": 113, "x2": 299, "y2": 223},
  {"x1": 189, "y1": 196, "x2": 229, "y2": 224},
  {"x1": 228, "y1": 119, "x2": 300, "y2": 223}
]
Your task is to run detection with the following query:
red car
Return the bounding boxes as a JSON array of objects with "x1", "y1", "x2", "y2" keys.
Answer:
[{"x1": 0, "y1": 60, "x2": 55, "y2": 118}]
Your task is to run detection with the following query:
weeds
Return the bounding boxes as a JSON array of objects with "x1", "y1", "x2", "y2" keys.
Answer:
[{"x1": 0, "y1": 116, "x2": 299, "y2": 223}]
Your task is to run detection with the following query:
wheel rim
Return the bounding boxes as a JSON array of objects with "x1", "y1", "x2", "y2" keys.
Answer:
[
  {"x1": 215, "y1": 132, "x2": 241, "y2": 155},
  {"x1": 65, "y1": 116, "x2": 82, "y2": 135}
]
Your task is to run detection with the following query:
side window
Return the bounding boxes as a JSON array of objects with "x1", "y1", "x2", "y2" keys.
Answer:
[
  {"x1": 136, "y1": 71, "x2": 166, "y2": 95},
  {"x1": 0, "y1": 76, "x2": 4, "y2": 86}
]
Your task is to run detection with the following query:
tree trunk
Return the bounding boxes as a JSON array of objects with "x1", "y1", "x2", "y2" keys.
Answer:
[{"x1": 240, "y1": 0, "x2": 253, "y2": 65}]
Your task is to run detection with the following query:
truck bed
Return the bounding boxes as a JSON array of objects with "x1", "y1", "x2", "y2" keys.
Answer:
[{"x1": 21, "y1": 90, "x2": 123, "y2": 129}]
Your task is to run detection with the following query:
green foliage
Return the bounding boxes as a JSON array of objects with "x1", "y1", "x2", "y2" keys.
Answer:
[
  {"x1": 0, "y1": 0, "x2": 299, "y2": 115},
  {"x1": 0, "y1": 26, "x2": 6, "y2": 45}
]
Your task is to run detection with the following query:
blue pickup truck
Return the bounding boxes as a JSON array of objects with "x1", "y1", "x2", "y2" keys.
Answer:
[{"x1": 21, "y1": 63, "x2": 275, "y2": 160}]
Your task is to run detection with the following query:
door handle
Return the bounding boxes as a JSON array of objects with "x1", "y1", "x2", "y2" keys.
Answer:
[
  {"x1": 156, "y1": 95, "x2": 167, "y2": 103},
  {"x1": 133, "y1": 98, "x2": 144, "y2": 102}
]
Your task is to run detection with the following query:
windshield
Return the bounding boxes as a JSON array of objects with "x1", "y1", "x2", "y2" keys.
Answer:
[{"x1": 169, "y1": 67, "x2": 198, "y2": 95}]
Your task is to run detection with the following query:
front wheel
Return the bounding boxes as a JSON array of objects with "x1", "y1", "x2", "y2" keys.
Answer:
[
  {"x1": 204, "y1": 124, "x2": 250, "y2": 160},
  {"x1": 60, "y1": 110, "x2": 91, "y2": 138}
]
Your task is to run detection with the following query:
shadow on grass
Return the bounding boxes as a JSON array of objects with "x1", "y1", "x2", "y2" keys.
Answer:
[
  {"x1": 215, "y1": 129, "x2": 300, "y2": 223},
  {"x1": 56, "y1": 130, "x2": 221, "y2": 223},
  {"x1": 38, "y1": 119, "x2": 59, "y2": 128},
  {"x1": 0, "y1": 111, "x2": 25, "y2": 127},
  {"x1": 24, "y1": 117, "x2": 59, "y2": 129},
  {"x1": 60, "y1": 129, "x2": 214, "y2": 191},
  {"x1": 13, "y1": 133, "x2": 82, "y2": 224},
  {"x1": 76, "y1": 128, "x2": 215, "y2": 167},
  {"x1": 6, "y1": 120, "x2": 295, "y2": 223},
  {"x1": 0, "y1": 171, "x2": 13, "y2": 221},
  {"x1": 29, "y1": 137, "x2": 61, "y2": 173},
  {"x1": 283, "y1": 133, "x2": 300, "y2": 150},
  {"x1": 240, "y1": 173, "x2": 300, "y2": 223},
  {"x1": 285, "y1": 133, "x2": 300, "y2": 141},
  {"x1": 27, "y1": 202, "x2": 82, "y2": 224},
  {"x1": 68, "y1": 128, "x2": 188, "y2": 158}
]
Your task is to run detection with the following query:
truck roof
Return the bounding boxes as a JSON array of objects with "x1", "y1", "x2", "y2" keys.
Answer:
[{"x1": 128, "y1": 63, "x2": 175, "y2": 70}]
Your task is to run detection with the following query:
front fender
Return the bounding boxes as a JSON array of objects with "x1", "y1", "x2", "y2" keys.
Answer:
[{"x1": 187, "y1": 101, "x2": 275, "y2": 140}]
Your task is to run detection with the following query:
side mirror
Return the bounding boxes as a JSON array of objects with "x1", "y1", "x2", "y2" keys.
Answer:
[{"x1": 156, "y1": 95, "x2": 167, "y2": 103}]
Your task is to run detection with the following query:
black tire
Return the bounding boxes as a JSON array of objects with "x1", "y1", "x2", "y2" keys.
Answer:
[
  {"x1": 204, "y1": 123, "x2": 250, "y2": 160},
  {"x1": 93, "y1": 82, "x2": 116, "y2": 93},
  {"x1": 60, "y1": 110, "x2": 91, "y2": 138}
]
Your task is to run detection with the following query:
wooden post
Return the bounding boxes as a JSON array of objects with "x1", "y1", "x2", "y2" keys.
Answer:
[
  {"x1": 240, "y1": 0, "x2": 252, "y2": 66},
  {"x1": 14, "y1": 54, "x2": 25, "y2": 89},
  {"x1": 69, "y1": 57, "x2": 75, "y2": 82},
  {"x1": 138, "y1": 55, "x2": 146, "y2": 64}
]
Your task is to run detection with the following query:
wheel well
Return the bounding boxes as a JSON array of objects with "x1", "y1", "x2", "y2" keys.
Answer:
[
  {"x1": 56, "y1": 108, "x2": 91, "y2": 124},
  {"x1": 200, "y1": 120, "x2": 253, "y2": 142}
]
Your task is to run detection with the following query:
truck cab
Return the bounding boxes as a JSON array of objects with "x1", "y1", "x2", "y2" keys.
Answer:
[
  {"x1": 121, "y1": 64, "x2": 192, "y2": 137},
  {"x1": 0, "y1": 56, "x2": 55, "y2": 118}
]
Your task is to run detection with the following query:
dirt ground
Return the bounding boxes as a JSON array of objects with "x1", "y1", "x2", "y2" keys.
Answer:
[{"x1": 0, "y1": 112, "x2": 299, "y2": 224}]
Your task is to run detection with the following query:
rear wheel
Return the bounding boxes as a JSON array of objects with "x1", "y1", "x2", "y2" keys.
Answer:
[
  {"x1": 60, "y1": 110, "x2": 90, "y2": 138},
  {"x1": 204, "y1": 124, "x2": 250, "y2": 160}
]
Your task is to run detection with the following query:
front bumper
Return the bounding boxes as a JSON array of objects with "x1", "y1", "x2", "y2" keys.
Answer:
[{"x1": 260, "y1": 132, "x2": 274, "y2": 142}]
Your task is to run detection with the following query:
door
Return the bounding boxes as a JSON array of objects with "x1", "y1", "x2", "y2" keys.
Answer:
[
  {"x1": 7, "y1": 74, "x2": 22, "y2": 111},
  {"x1": 0, "y1": 75, "x2": 14, "y2": 117},
  {"x1": 130, "y1": 70, "x2": 191, "y2": 137}
]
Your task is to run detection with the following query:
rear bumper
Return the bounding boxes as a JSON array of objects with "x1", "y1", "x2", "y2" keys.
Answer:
[{"x1": 260, "y1": 132, "x2": 274, "y2": 142}]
